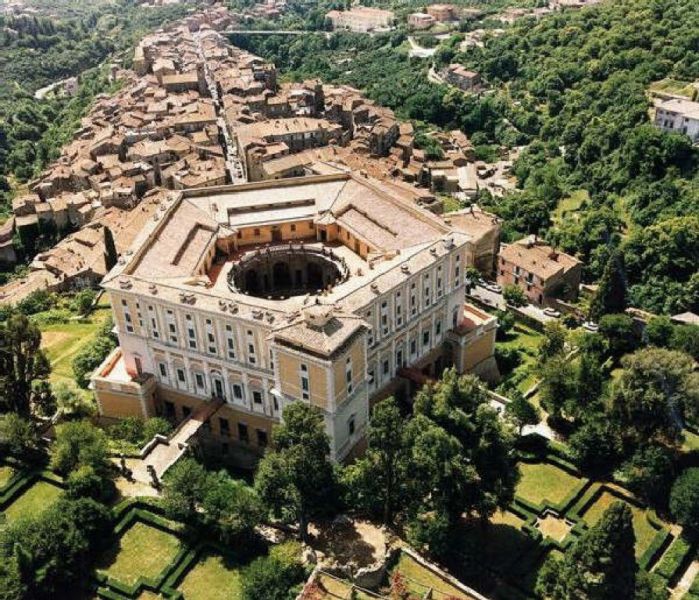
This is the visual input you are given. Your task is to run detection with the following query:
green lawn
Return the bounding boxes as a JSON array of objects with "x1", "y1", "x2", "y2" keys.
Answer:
[
  {"x1": 682, "y1": 430, "x2": 699, "y2": 453},
  {"x1": 492, "y1": 509, "x2": 526, "y2": 530},
  {"x1": 648, "y1": 78, "x2": 697, "y2": 98},
  {"x1": 177, "y1": 551, "x2": 243, "y2": 600},
  {"x1": 97, "y1": 521, "x2": 181, "y2": 586},
  {"x1": 3, "y1": 480, "x2": 63, "y2": 522},
  {"x1": 0, "y1": 465, "x2": 16, "y2": 488},
  {"x1": 497, "y1": 322, "x2": 543, "y2": 394},
  {"x1": 581, "y1": 491, "x2": 661, "y2": 558},
  {"x1": 516, "y1": 462, "x2": 582, "y2": 506},
  {"x1": 393, "y1": 553, "x2": 471, "y2": 599},
  {"x1": 552, "y1": 190, "x2": 589, "y2": 225},
  {"x1": 40, "y1": 306, "x2": 112, "y2": 385}
]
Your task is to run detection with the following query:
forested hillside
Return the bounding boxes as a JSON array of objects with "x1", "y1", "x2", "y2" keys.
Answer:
[{"x1": 238, "y1": 0, "x2": 699, "y2": 315}]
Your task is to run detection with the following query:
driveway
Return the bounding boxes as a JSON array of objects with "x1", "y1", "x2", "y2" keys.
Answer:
[{"x1": 468, "y1": 283, "x2": 557, "y2": 325}]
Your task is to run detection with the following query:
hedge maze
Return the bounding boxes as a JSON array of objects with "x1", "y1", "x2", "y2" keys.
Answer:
[
  {"x1": 0, "y1": 457, "x2": 65, "y2": 525},
  {"x1": 95, "y1": 501, "x2": 246, "y2": 600},
  {"x1": 468, "y1": 451, "x2": 693, "y2": 599}
]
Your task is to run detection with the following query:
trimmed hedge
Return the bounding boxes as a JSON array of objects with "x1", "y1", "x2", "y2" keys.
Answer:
[{"x1": 654, "y1": 535, "x2": 694, "y2": 584}]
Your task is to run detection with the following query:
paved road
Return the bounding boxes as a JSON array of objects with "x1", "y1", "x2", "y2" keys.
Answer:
[
  {"x1": 408, "y1": 36, "x2": 436, "y2": 59},
  {"x1": 468, "y1": 283, "x2": 558, "y2": 324}
]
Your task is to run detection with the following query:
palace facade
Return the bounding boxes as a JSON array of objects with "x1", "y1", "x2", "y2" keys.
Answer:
[{"x1": 92, "y1": 170, "x2": 498, "y2": 464}]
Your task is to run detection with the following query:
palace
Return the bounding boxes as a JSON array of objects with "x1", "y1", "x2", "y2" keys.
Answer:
[{"x1": 92, "y1": 170, "x2": 499, "y2": 465}]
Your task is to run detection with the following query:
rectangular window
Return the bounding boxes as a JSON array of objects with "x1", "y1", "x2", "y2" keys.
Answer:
[
  {"x1": 219, "y1": 417, "x2": 229, "y2": 436},
  {"x1": 346, "y1": 356, "x2": 353, "y2": 394},
  {"x1": 186, "y1": 315, "x2": 197, "y2": 350},
  {"x1": 195, "y1": 373, "x2": 205, "y2": 391},
  {"x1": 256, "y1": 429, "x2": 268, "y2": 447},
  {"x1": 423, "y1": 330, "x2": 430, "y2": 347},
  {"x1": 166, "y1": 310, "x2": 177, "y2": 343},
  {"x1": 238, "y1": 423, "x2": 249, "y2": 443},
  {"x1": 396, "y1": 349, "x2": 403, "y2": 367},
  {"x1": 159, "y1": 363, "x2": 167, "y2": 378},
  {"x1": 232, "y1": 383, "x2": 243, "y2": 400},
  {"x1": 300, "y1": 364, "x2": 309, "y2": 400},
  {"x1": 382, "y1": 359, "x2": 389, "y2": 376},
  {"x1": 436, "y1": 320, "x2": 442, "y2": 337},
  {"x1": 348, "y1": 415, "x2": 355, "y2": 436},
  {"x1": 410, "y1": 339, "x2": 417, "y2": 356},
  {"x1": 176, "y1": 368, "x2": 186, "y2": 384},
  {"x1": 252, "y1": 391, "x2": 263, "y2": 405}
]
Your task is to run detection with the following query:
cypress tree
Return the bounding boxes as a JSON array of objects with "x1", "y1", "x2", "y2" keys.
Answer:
[
  {"x1": 590, "y1": 249, "x2": 627, "y2": 321},
  {"x1": 103, "y1": 226, "x2": 118, "y2": 272},
  {"x1": 537, "y1": 501, "x2": 637, "y2": 600}
]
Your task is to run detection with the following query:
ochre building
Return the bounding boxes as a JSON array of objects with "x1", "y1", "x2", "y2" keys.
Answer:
[{"x1": 92, "y1": 171, "x2": 498, "y2": 465}]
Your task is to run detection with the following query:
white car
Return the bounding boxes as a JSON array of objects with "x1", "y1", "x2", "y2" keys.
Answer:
[
  {"x1": 543, "y1": 307, "x2": 561, "y2": 318},
  {"x1": 485, "y1": 282, "x2": 502, "y2": 293},
  {"x1": 582, "y1": 321, "x2": 599, "y2": 332}
]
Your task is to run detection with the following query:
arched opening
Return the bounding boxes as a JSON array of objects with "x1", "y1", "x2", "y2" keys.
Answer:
[
  {"x1": 244, "y1": 269, "x2": 259, "y2": 293},
  {"x1": 307, "y1": 262, "x2": 323, "y2": 290},
  {"x1": 273, "y1": 261, "x2": 291, "y2": 289}
]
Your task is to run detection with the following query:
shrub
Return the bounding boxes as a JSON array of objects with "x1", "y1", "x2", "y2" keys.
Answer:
[
  {"x1": 51, "y1": 420, "x2": 110, "y2": 476},
  {"x1": 670, "y1": 468, "x2": 699, "y2": 539},
  {"x1": 66, "y1": 465, "x2": 115, "y2": 502},
  {"x1": 503, "y1": 284, "x2": 527, "y2": 307},
  {"x1": 72, "y1": 319, "x2": 116, "y2": 388},
  {"x1": 0, "y1": 413, "x2": 36, "y2": 458},
  {"x1": 240, "y1": 542, "x2": 305, "y2": 600},
  {"x1": 406, "y1": 509, "x2": 452, "y2": 560}
]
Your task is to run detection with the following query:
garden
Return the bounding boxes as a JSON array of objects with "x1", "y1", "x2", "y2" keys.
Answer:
[
  {"x1": 0, "y1": 458, "x2": 66, "y2": 524},
  {"x1": 446, "y1": 450, "x2": 692, "y2": 600}
]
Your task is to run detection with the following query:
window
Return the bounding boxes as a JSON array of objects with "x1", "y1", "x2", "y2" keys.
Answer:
[
  {"x1": 382, "y1": 359, "x2": 389, "y2": 376},
  {"x1": 238, "y1": 423, "x2": 249, "y2": 443},
  {"x1": 368, "y1": 369, "x2": 375, "y2": 386},
  {"x1": 396, "y1": 349, "x2": 403, "y2": 367},
  {"x1": 381, "y1": 301, "x2": 389, "y2": 335},
  {"x1": 186, "y1": 315, "x2": 197, "y2": 350},
  {"x1": 395, "y1": 292, "x2": 403, "y2": 327},
  {"x1": 423, "y1": 330, "x2": 430, "y2": 347},
  {"x1": 253, "y1": 228, "x2": 260, "y2": 237},
  {"x1": 182, "y1": 406, "x2": 191, "y2": 418},
  {"x1": 232, "y1": 383, "x2": 243, "y2": 400},
  {"x1": 346, "y1": 356, "x2": 353, "y2": 394},
  {"x1": 410, "y1": 282, "x2": 417, "y2": 316},
  {"x1": 290, "y1": 223, "x2": 296, "y2": 232},
  {"x1": 410, "y1": 339, "x2": 417, "y2": 356},
  {"x1": 300, "y1": 364, "x2": 309, "y2": 400},
  {"x1": 273, "y1": 396, "x2": 279, "y2": 411},
  {"x1": 122, "y1": 300, "x2": 134, "y2": 333},
  {"x1": 219, "y1": 417, "x2": 230, "y2": 437},
  {"x1": 166, "y1": 310, "x2": 178, "y2": 343},
  {"x1": 366, "y1": 310, "x2": 374, "y2": 346},
  {"x1": 225, "y1": 324, "x2": 236, "y2": 359},
  {"x1": 256, "y1": 429, "x2": 268, "y2": 447},
  {"x1": 158, "y1": 363, "x2": 168, "y2": 378},
  {"x1": 195, "y1": 373, "x2": 205, "y2": 392},
  {"x1": 148, "y1": 306, "x2": 159, "y2": 339},
  {"x1": 176, "y1": 368, "x2": 186, "y2": 385},
  {"x1": 348, "y1": 415, "x2": 356, "y2": 436},
  {"x1": 436, "y1": 320, "x2": 442, "y2": 337},
  {"x1": 252, "y1": 391, "x2": 263, "y2": 405}
]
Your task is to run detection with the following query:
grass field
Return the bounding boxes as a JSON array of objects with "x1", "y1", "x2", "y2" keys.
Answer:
[
  {"x1": 682, "y1": 430, "x2": 699, "y2": 453},
  {"x1": 648, "y1": 78, "x2": 697, "y2": 98},
  {"x1": 40, "y1": 304, "x2": 111, "y2": 385},
  {"x1": 492, "y1": 509, "x2": 526, "y2": 530},
  {"x1": 0, "y1": 465, "x2": 16, "y2": 488},
  {"x1": 177, "y1": 551, "x2": 243, "y2": 600},
  {"x1": 97, "y1": 521, "x2": 181, "y2": 586},
  {"x1": 497, "y1": 322, "x2": 543, "y2": 394},
  {"x1": 393, "y1": 553, "x2": 470, "y2": 599},
  {"x1": 581, "y1": 491, "x2": 660, "y2": 557},
  {"x1": 3, "y1": 480, "x2": 63, "y2": 522},
  {"x1": 552, "y1": 190, "x2": 589, "y2": 225},
  {"x1": 516, "y1": 462, "x2": 581, "y2": 506}
]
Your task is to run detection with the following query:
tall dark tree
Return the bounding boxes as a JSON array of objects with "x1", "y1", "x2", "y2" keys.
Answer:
[
  {"x1": 103, "y1": 226, "x2": 118, "y2": 272},
  {"x1": 342, "y1": 397, "x2": 408, "y2": 524},
  {"x1": 0, "y1": 313, "x2": 50, "y2": 417},
  {"x1": 537, "y1": 502, "x2": 637, "y2": 600},
  {"x1": 254, "y1": 403, "x2": 337, "y2": 542},
  {"x1": 590, "y1": 249, "x2": 627, "y2": 321}
]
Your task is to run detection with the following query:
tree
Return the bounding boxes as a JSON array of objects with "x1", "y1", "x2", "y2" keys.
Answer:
[
  {"x1": 240, "y1": 542, "x2": 305, "y2": 600},
  {"x1": 103, "y1": 226, "x2": 118, "y2": 272},
  {"x1": 496, "y1": 309, "x2": 515, "y2": 340},
  {"x1": 671, "y1": 324, "x2": 699, "y2": 361},
  {"x1": 0, "y1": 413, "x2": 36, "y2": 458},
  {"x1": 72, "y1": 289, "x2": 96, "y2": 316},
  {"x1": 505, "y1": 392, "x2": 540, "y2": 435},
  {"x1": 645, "y1": 316, "x2": 675, "y2": 348},
  {"x1": 464, "y1": 267, "x2": 481, "y2": 292},
  {"x1": 503, "y1": 284, "x2": 527, "y2": 307},
  {"x1": 589, "y1": 249, "x2": 627, "y2": 321},
  {"x1": 569, "y1": 416, "x2": 621, "y2": 475},
  {"x1": 610, "y1": 348, "x2": 698, "y2": 449},
  {"x1": 536, "y1": 502, "x2": 636, "y2": 600},
  {"x1": 599, "y1": 314, "x2": 638, "y2": 359},
  {"x1": 342, "y1": 397, "x2": 408, "y2": 524},
  {"x1": 617, "y1": 445, "x2": 675, "y2": 508},
  {"x1": 575, "y1": 351, "x2": 603, "y2": 412},
  {"x1": 50, "y1": 420, "x2": 110, "y2": 476},
  {"x1": 162, "y1": 457, "x2": 209, "y2": 521},
  {"x1": 670, "y1": 468, "x2": 699, "y2": 539},
  {"x1": 539, "y1": 321, "x2": 566, "y2": 360},
  {"x1": 0, "y1": 313, "x2": 50, "y2": 417},
  {"x1": 202, "y1": 471, "x2": 262, "y2": 544},
  {"x1": 0, "y1": 497, "x2": 111, "y2": 599},
  {"x1": 538, "y1": 355, "x2": 575, "y2": 420},
  {"x1": 254, "y1": 403, "x2": 337, "y2": 542}
]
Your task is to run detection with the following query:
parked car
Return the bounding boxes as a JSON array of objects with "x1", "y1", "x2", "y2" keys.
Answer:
[
  {"x1": 543, "y1": 307, "x2": 561, "y2": 318},
  {"x1": 582, "y1": 321, "x2": 599, "y2": 332},
  {"x1": 485, "y1": 282, "x2": 502, "y2": 293}
]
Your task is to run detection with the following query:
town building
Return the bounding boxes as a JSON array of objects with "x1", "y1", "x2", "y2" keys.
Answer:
[
  {"x1": 408, "y1": 13, "x2": 436, "y2": 29},
  {"x1": 326, "y1": 7, "x2": 395, "y2": 32},
  {"x1": 654, "y1": 98, "x2": 699, "y2": 143},
  {"x1": 92, "y1": 172, "x2": 499, "y2": 465},
  {"x1": 443, "y1": 64, "x2": 482, "y2": 92},
  {"x1": 427, "y1": 4, "x2": 456, "y2": 22},
  {"x1": 497, "y1": 235, "x2": 581, "y2": 306}
]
